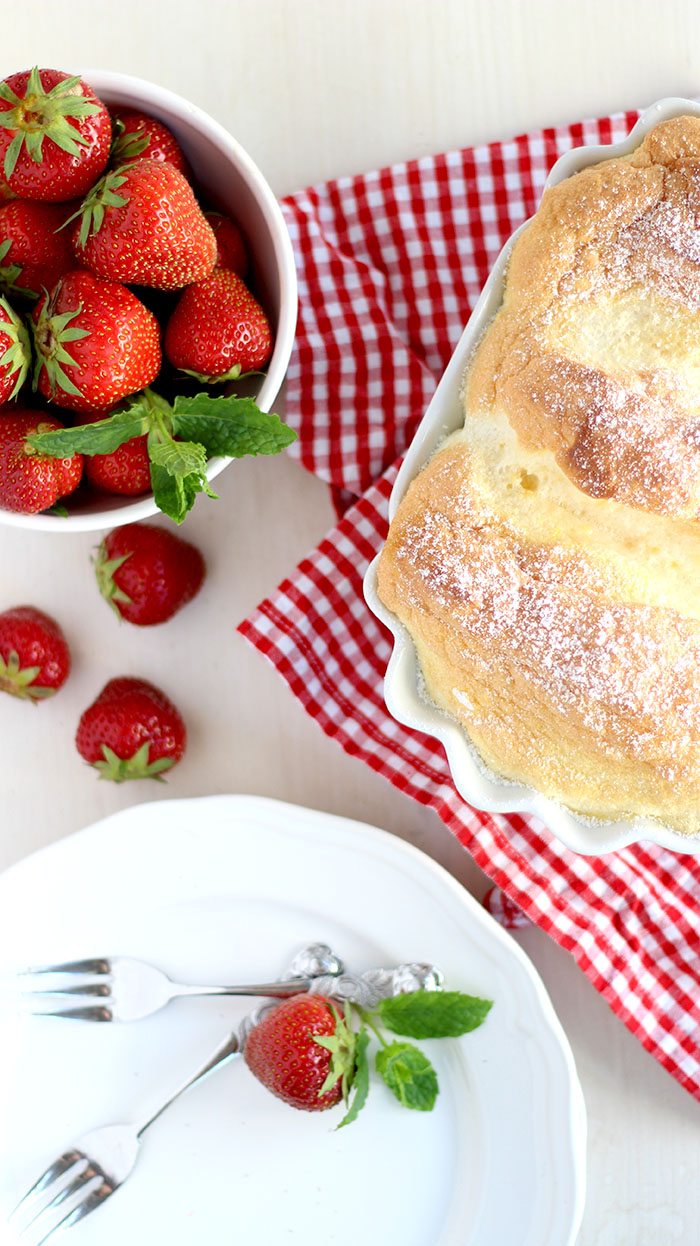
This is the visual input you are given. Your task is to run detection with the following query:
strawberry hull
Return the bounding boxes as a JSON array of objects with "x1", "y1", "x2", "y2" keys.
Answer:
[
  {"x1": 0, "y1": 69, "x2": 111, "y2": 202},
  {"x1": 32, "y1": 270, "x2": 162, "y2": 414}
]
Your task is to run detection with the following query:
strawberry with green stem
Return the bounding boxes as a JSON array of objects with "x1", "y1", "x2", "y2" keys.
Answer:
[
  {"x1": 0, "y1": 605, "x2": 70, "y2": 701},
  {"x1": 31, "y1": 269, "x2": 162, "y2": 414},
  {"x1": 95, "y1": 522, "x2": 205, "y2": 625},
  {"x1": 71, "y1": 158, "x2": 217, "y2": 290},
  {"x1": 244, "y1": 987, "x2": 493, "y2": 1125},
  {"x1": 0, "y1": 68, "x2": 111, "y2": 202},
  {"x1": 164, "y1": 268, "x2": 273, "y2": 383},
  {"x1": 75, "y1": 676, "x2": 186, "y2": 781},
  {"x1": 0, "y1": 296, "x2": 31, "y2": 402},
  {"x1": 29, "y1": 385, "x2": 297, "y2": 523}
]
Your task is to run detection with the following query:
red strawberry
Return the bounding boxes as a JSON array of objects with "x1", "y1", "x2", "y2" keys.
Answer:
[
  {"x1": 95, "y1": 522, "x2": 205, "y2": 625},
  {"x1": 72, "y1": 159, "x2": 216, "y2": 290},
  {"x1": 164, "y1": 269, "x2": 273, "y2": 382},
  {"x1": 0, "y1": 605, "x2": 70, "y2": 701},
  {"x1": 0, "y1": 68, "x2": 110, "y2": 202},
  {"x1": 85, "y1": 434, "x2": 152, "y2": 496},
  {"x1": 0, "y1": 199, "x2": 78, "y2": 300},
  {"x1": 0, "y1": 296, "x2": 31, "y2": 401},
  {"x1": 0, "y1": 408, "x2": 83, "y2": 512},
  {"x1": 205, "y1": 211, "x2": 248, "y2": 277},
  {"x1": 244, "y1": 994, "x2": 356, "y2": 1112},
  {"x1": 32, "y1": 270, "x2": 161, "y2": 414},
  {"x1": 77, "y1": 410, "x2": 151, "y2": 496},
  {"x1": 75, "y1": 676, "x2": 186, "y2": 781},
  {"x1": 110, "y1": 107, "x2": 190, "y2": 177}
]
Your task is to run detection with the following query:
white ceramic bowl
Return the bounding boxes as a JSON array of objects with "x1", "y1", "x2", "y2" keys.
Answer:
[
  {"x1": 0, "y1": 69, "x2": 298, "y2": 533},
  {"x1": 364, "y1": 97, "x2": 700, "y2": 856}
]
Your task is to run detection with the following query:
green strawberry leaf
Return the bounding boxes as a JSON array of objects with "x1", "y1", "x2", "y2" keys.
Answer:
[
  {"x1": 377, "y1": 991, "x2": 493, "y2": 1039},
  {"x1": 337, "y1": 1027, "x2": 371, "y2": 1129},
  {"x1": 375, "y1": 1042, "x2": 439, "y2": 1111},
  {"x1": 91, "y1": 742, "x2": 175, "y2": 783},
  {"x1": 171, "y1": 393, "x2": 298, "y2": 458},
  {"x1": 0, "y1": 68, "x2": 102, "y2": 180},
  {"x1": 314, "y1": 1001, "x2": 358, "y2": 1104}
]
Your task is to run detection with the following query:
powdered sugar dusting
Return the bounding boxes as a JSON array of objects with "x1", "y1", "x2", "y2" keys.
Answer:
[{"x1": 394, "y1": 469, "x2": 700, "y2": 787}]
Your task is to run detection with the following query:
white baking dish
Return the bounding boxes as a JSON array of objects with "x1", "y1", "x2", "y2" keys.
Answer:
[{"x1": 364, "y1": 97, "x2": 700, "y2": 856}]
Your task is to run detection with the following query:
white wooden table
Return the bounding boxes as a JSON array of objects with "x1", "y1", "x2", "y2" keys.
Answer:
[{"x1": 3, "y1": 4, "x2": 700, "y2": 1241}]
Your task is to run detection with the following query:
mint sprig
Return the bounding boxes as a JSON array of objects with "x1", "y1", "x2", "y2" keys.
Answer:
[
  {"x1": 308, "y1": 984, "x2": 492, "y2": 1128},
  {"x1": 28, "y1": 387, "x2": 297, "y2": 524}
]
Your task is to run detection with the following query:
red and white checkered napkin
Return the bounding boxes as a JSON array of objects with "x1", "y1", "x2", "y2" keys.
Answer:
[{"x1": 239, "y1": 107, "x2": 700, "y2": 1101}]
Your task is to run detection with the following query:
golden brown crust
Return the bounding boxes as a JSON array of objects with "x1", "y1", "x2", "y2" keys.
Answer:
[
  {"x1": 377, "y1": 117, "x2": 700, "y2": 833},
  {"x1": 466, "y1": 116, "x2": 700, "y2": 519}
]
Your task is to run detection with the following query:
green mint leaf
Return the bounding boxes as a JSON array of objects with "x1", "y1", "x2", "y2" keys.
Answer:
[
  {"x1": 171, "y1": 393, "x2": 297, "y2": 459},
  {"x1": 148, "y1": 436, "x2": 209, "y2": 480},
  {"x1": 28, "y1": 407, "x2": 149, "y2": 458},
  {"x1": 377, "y1": 991, "x2": 493, "y2": 1039},
  {"x1": 337, "y1": 1028, "x2": 370, "y2": 1129},
  {"x1": 375, "y1": 1042, "x2": 438, "y2": 1112},
  {"x1": 149, "y1": 459, "x2": 215, "y2": 526}
]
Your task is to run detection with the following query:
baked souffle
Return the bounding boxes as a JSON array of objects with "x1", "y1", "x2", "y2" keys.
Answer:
[{"x1": 377, "y1": 116, "x2": 700, "y2": 835}]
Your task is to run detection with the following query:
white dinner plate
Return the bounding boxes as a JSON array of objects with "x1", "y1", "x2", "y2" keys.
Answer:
[{"x1": 0, "y1": 795, "x2": 585, "y2": 1245}]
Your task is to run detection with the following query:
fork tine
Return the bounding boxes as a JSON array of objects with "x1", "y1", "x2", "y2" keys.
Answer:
[
  {"x1": 22, "y1": 1162, "x2": 98, "y2": 1231},
  {"x1": 26, "y1": 983, "x2": 111, "y2": 998},
  {"x1": 34, "y1": 1179, "x2": 114, "y2": 1245},
  {"x1": 10, "y1": 1150, "x2": 83, "y2": 1217},
  {"x1": 23, "y1": 958, "x2": 111, "y2": 976},
  {"x1": 23, "y1": 1004, "x2": 114, "y2": 1023}
]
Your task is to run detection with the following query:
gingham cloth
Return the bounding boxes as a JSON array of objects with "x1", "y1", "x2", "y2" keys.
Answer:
[{"x1": 239, "y1": 107, "x2": 700, "y2": 1100}]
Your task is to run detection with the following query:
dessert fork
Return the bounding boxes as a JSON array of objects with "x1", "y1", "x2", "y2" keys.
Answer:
[
  {"x1": 12, "y1": 942, "x2": 345, "y2": 1022},
  {"x1": 10, "y1": 959, "x2": 442, "y2": 1243}
]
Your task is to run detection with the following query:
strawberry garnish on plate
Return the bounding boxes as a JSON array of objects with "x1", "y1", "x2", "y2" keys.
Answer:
[
  {"x1": 205, "y1": 210, "x2": 248, "y2": 277},
  {"x1": 31, "y1": 269, "x2": 161, "y2": 414},
  {"x1": 75, "y1": 676, "x2": 186, "y2": 781},
  {"x1": 0, "y1": 408, "x2": 83, "y2": 513},
  {"x1": 244, "y1": 995, "x2": 356, "y2": 1112},
  {"x1": 95, "y1": 522, "x2": 205, "y2": 625},
  {"x1": 0, "y1": 296, "x2": 31, "y2": 401},
  {"x1": 164, "y1": 268, "x2": 273, "y2": 383},
  {"x1": 0, "y1": 605, "x2": 70, "y2": 701},
  {"x1": 244, "y1": 987, "x2": 493, "y2": 1125},
  {"x1": 0, "y1": 199, "x2": 78, "y2": 300},
  {"x1": 0, "y1": 68, "x2": 110, "y2": 202},
  {"x1": 109, "y1": 107, "x2": 190, "y2": 177},
  {"x1": 72, "y1": 158, "x2": 217, "y2": 290}
]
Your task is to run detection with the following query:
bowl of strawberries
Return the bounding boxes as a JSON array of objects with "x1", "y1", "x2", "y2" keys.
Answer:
[{"x1": 0, "y1": 66, "x2": 298, "y2": 530}]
